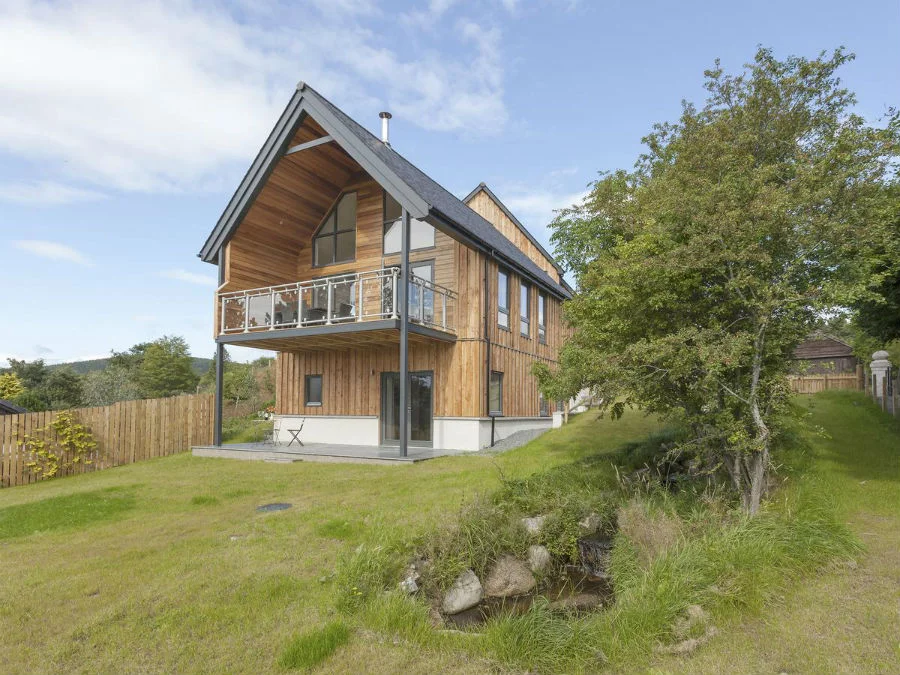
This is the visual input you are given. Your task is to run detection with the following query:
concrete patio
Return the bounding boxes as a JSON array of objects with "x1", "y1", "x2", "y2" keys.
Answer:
[{"x1": 191, "y1": 442, "x2": 467, "y2": 465}]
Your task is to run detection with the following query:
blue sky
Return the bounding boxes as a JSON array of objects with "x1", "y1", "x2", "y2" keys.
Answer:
[{"x1": 1, "y1": 0, "x2": 897, "y2": 364}]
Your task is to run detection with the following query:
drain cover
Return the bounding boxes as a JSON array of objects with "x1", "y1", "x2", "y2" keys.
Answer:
[{"x1": 256, "y1": 502, "x2": 292, "y2": 512}]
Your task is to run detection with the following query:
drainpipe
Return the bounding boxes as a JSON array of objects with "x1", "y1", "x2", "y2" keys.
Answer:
[{"x1": 398, "y1": 208, "x2": 411, "y2": 457}]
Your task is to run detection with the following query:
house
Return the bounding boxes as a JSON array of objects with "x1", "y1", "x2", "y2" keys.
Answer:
[
  {"x1": 793, "y1": 334, "x2": 859, "y2": 375},
  {"x1": 198, "y1": 83, "x2": 572, "y2": 453},
  {"x1": 0, "y1": 399, "x2": 26, "y2": 415}
]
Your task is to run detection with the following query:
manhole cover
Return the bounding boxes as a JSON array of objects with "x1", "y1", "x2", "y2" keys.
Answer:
[{"x1": 256, "y1": 502, "x2": 292, "y2": 512}]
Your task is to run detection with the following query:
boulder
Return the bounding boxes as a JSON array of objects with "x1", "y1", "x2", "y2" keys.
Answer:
[
  {"x1": 521, "y1": 515, "x2": 546, "y2": 535},
  {"x1": 527, "y1": 544, "x2": 551, "y2": 573},
  {"x1": 399, "y1": 576, "x2": 419, "y2": 594},
  {"x1": 441, "y1": 569, "x2": 483, "y2": 615},
  {"x1": 578, "y1": 512, "x2": 602, "y2": 533},
  {"x1": 484, "y1": 555, "x2": 536, "y2": 598}
]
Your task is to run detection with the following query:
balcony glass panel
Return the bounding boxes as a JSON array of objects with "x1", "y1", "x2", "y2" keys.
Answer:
[
  {"x1": 330, "y1": 278, "x2": 357, "y2": 322},
  {"x1": 246, "y1": 294, "x2": 270, "y2": 329},
  {"x1": 273, "y1": 290, "x2": 299, "y2": 327},
  {"x1": 222, "y1": 296, "x2": 246, "y2": 332}
]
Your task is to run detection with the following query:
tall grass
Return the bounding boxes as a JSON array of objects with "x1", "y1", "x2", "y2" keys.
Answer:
[{"x1": 277, "y1": 621, "x2": 350, "y2": 671}]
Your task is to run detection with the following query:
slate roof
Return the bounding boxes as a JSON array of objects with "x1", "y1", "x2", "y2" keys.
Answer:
[
  {"x1": 200, "y1": 83, "x2": 571, "y2": 299},
  {"x1": 0, "y1": 399, "x2": 26, "y2": 415}
]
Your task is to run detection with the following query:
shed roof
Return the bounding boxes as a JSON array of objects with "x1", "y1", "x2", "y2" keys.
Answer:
[
  {"x1": 0, "y1": 399, "x2": 26, "y2": 415},
  {"x1": 199, "y1": 83, "x2": 571, "y2": 299}
]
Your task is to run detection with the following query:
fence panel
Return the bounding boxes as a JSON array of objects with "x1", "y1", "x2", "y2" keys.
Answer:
[
  {"x1": 0, "y1": 394, "x2": 214, "y2": 488},
  {"x1": 788, "y1": 374, "x2": 862, "y2": 394}
]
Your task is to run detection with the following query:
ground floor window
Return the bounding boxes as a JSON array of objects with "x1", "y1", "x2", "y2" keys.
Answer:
[
  {"x1": 489, "y1": 371, "x2": 503, "y2": 415},
  {"x1": 539, "y1": 393, "x2": 550, "y2": 417},
  {"x1": 305, "y1": 374, "x2": 323, "y2": 406}
]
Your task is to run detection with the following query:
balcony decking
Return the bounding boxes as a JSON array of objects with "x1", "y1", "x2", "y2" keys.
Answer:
[
  {"x1": 192, "y1": 441, "x2": 465, "y2": 464},
  {"x1": 217, "y1": 267, "x2": 457, "y2": 349}
]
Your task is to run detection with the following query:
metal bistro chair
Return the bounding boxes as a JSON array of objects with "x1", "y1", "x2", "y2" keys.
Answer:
[{"x1": 286, "y1": 419, "x2": 305, "y2": 447}]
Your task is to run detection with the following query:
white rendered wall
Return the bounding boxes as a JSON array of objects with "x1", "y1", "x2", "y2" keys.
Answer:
[
  {"x1": 477, "y1": 417, "x2": 552, "y2": 450},
  {"x1": 273, "y1": 415, "x2": 379, "y2": 446}
]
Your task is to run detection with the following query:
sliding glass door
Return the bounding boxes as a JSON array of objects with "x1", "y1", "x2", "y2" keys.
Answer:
[{"x1": 381, "y1": 371, "x2": 433, "y2": 446}]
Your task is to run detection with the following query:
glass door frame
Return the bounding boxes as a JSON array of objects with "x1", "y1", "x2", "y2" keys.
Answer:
[{"x1": 380, "y1": 370, "x2": 434, "y2": 448}]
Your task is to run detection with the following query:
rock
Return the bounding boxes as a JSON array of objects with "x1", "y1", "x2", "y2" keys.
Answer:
[
  {"x1": 521, "y1": 515, "x2": 546, "y2": 535},
  {"x1": 484, "y1": 555, "x2": 536, "y2": 598},
  {"x1": 441, "y1": 569, "x2": 483, "y2": 615},
  {"x1": 578, "y1": 512, "x2": 602, "y2": 533},
  {"x1": 527, "y1": 545, "x2": 551, "y2": 573},
  {"x1": 399, "y1": 576, "x2": 419, "y2": 594},
  {"x1": 549, "y1": 592, "x2": 602, "y2": 613}
]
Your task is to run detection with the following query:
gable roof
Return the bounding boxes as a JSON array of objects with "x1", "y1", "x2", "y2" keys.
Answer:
[
  {"x1": 0, "y1": 399, "x2": 26, "y2": 415},
  {"x1": 794, "y1": 333, "x2": 856, "y2": 360},
  {"x1": 463, "y1": 182, "x2": 566, "y2": 279},
  {"x1": 198, "y1": 82, "x2": 571, "y2": 300}
]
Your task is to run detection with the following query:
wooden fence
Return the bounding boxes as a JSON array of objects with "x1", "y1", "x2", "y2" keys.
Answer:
[
  {"x1": 788, "y1": 373, "x2": 863, "y2": 394},
  {"x1": 0, "y1": 394, "x2": 213, "y2": 488}
]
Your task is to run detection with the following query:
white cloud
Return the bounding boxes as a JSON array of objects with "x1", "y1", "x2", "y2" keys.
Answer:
[
  {"x1": 0, "y1": 0, "x2": 510, "y2": 196},
  {"x1": 12, "y1": 239, "x2": 93, "y2": 266},
  {"x1": 161, "y1": 269, "x2": 217, "y2": 287},
  {"x1": 0, "y1": 181, "x2": 106, "y2": 205}
]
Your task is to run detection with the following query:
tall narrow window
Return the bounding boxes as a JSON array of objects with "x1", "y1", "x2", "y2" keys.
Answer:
[
  {"x1": 489, "y1": 371, "x2": 503, "y2": 415},
  {"x1": 313, "y1": 192, "x2": 357, "y2": 266},
  {"x1": 497, "y1": 269, "x2": 509, "y2": 329},
  {"x1": 539, "y1": 393, "x2": 550, "y2": 417},
  {"x1": 383, "y1": 192, "x2": 435, "y2": 253},
  {"x1": 305, "y1": 374, "x2": 323, "y2": 406},
  {"x1": 520, "y1": 281, "x2": 531, "y2": 337},
  {"x1": 538, "y1": 293, "x2": 547, "y2": 344}
]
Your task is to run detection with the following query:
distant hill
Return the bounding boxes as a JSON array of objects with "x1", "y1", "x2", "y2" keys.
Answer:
[{"x1": 46, "y1": 357, "x2": 213, "y2": 376}]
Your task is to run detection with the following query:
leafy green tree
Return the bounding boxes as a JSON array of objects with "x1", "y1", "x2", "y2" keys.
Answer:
[
  {"x1": 11, "y1": 390, "x2": 49, "y2": 412},
  {"x1": 41, "y1": 368, "x2": 84, "y2": 409},
  {"x1": 82, "y1": 366, "x2": 141, "y2": 406},
  {"x1": 0, "y1": 372, "x2": 24, "y2": 400},
  {"x1": 109, "y1": 342, "x2": 152, "y2": 373},
  {"x1": 539, "y1": 48, "x2": 899, "y2": 514},
  {"x1": 7, "y1": 358, "x2": 47, "y2": 390},
  {"x1": 134, "y1": 336, "x2": 199, "y2": 398},
  {"x1": 223, "y1": 363, "x2": 259, "y2": 410}
]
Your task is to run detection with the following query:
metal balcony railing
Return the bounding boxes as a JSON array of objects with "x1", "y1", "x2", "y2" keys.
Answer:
[{"x1": 218, "y1": 267, "x2": 456, "y2": 335}]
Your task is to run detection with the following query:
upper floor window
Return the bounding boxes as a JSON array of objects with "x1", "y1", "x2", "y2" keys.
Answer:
[
  {"x1": 314, "y1": 192, "x2": 357, "y2": 267},
  {"x1": 383, "y1": 192, "x2": 435, "y2": 253},
  {"x1": 520, "y1": 281, "x2": 531, "y2": 337},
  {"x1": 538, "y1": 293, "x2": 547, "y2": 344},
  {"x1": 497, "y1": 269, "x2": 509, "y2": 330}
]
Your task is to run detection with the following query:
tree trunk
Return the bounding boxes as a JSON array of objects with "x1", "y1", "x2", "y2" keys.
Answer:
[{"x1": 746, "y1": 325, "x2": 770, "y2": 515}]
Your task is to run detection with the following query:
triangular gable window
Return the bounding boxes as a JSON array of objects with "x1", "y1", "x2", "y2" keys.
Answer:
[{"x1": 313, "y1": 192, "x2": 357, "y2": 266}]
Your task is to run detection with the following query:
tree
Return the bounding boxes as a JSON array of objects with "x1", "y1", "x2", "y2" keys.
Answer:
[
  {"x1": 82, "y1": 366, "x2": 141, "y2": 406},
  {"x1": 7, "y1": 358, "x2": 47, "y2": 390},
  {"x1": 539, "y1": 48, "x2": 899, "y2": 514},
  {"x1": 223, "y1": 363, "x2": 258, "y2": 410},
  {"x1": 0, "y1": 372, "x2": 24, "y2": 400},
  {"x1": 109, "y1": 342, "x2": 152, "y2": 374},
  {"x1": 134, "y1": 336, "x2": 199, "y2": 398},
  {"x1": 41, "y1": 368, "x2": 83, "y2": 409}
]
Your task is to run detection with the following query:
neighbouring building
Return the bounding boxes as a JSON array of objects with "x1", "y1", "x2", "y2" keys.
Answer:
[
  {"x1": 793, "y1": 334, "x2": 859, "y2": 375},
  {"x1": 198, "y1": 83, "x2": 573, "y2": 453},
  {"x1": 0, "y1": 399, "x2": 26, "y2": 415}
]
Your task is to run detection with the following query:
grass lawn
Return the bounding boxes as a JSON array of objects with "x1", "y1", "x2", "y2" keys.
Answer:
[{"x1": 0, "y1": 392, "x2": 897, "y2": 673}]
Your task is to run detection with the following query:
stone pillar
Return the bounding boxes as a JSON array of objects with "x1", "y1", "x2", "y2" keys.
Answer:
[{"x1": 869, "y1": 350, "x2": 892, "y2": 407}]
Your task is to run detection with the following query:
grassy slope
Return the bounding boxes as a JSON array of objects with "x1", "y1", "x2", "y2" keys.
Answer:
[
  {"x1": 651, "y1": 391, "x2": 900, "y2": 674},
  {"x1": 0, "y1": 407, "x2": 658, "y2": 674},
  {"x1": 0, "y1": 392, "x2": 896, "y2": 674}
]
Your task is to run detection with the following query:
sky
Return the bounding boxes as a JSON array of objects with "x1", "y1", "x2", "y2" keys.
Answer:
[{"x1": 0, "y1": 0, "x2": 898, "y2": 365}]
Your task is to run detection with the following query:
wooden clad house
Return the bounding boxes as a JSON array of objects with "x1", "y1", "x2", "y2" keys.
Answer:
[
  {"x1": 793, "y1": 334, "x2": 859, "y2": 375},
  {"x1": 198, "y1": 83, "x2": 572, "y2": 453}
]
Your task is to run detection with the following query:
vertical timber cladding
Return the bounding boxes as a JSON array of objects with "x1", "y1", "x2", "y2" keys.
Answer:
[
  {"x1": 275, "y1": 341, "x2": 484, "y2": 418},
  {"x1": 485, "y1": 258, "x2": 562, "y2": 417}
]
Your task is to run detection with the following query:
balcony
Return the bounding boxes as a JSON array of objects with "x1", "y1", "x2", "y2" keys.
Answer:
[{"x1": 217, "y1": 267, "x2": 457, "y2": 350}]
